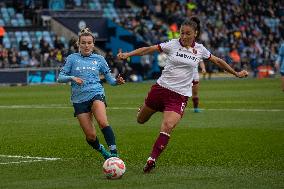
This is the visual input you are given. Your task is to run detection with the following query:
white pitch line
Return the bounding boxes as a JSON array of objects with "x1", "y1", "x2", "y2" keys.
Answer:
[
  {"x1": 0, "y1": 105, "x2": 70, "y2": 109},
  {"x1": 0, "y1": 154, "x2": 61, "y2": 160},
  {"x1": 0, "y1": 154, "x2": 61, "y2": 165},
  {"x1": 0, "y1": 105, "x2": 283, "y2": 112},
  {"x1": 0, "y1": 160, "x2": 48, "y2": 165}
]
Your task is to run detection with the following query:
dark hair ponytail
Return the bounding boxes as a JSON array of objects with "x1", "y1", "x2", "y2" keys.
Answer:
[{"x1": 190, "y1": 17, "x2": 201, "y2": 38}]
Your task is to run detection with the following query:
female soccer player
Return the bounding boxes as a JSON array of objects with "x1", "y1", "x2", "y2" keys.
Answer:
[
  {"x1": 58, "y1": 28, "x2": 125, "y2": 160},
  {"x1": 117, "y1": 18, "x2": 248, "y2": 173}
]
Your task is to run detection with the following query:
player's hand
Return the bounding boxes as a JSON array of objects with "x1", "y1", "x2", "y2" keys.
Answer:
[
  {"x1": 116, "y1": 74, "x2": 125, "y2": 85},
  {"x1": 117, "y1": 52, "x2": 129, "y2": 60},
  {"x1": 236, "y1": 70, "x2": 249, "y2": 78},
  {"x1": 201, "y1": 68, "x2": 206, "y2": 74},
  {"x1": 72, "y1": 77, "x2": 84, "y2": 85}
]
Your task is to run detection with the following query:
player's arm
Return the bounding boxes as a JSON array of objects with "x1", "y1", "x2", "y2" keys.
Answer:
[
  {"x1": 209, "y1": 55, "x2": 248, "y2": 78},
  {"x1": 101, "y1": 57, "x2": 125, "y2": 86},
  {"x1": 117, "y1": 45, "x2": 159, "y2": 60},
  {"x1": 57, "y1": 57, "x2": 83, "y2": 85},
  {"x1": 104, "y1": 72, "x2": 125, "y2": 86},
  {"x1": 199, "y1": 61, "x2": 206, "y2": 73}
]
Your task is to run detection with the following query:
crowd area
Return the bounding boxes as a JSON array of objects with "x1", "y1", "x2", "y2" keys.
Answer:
[
  {"x1": 0, "y1": 35, "x2": 68, "y2": 68},
  {"x1": 0, "y1": 0, "x2": 283, "y2": 80},
  {"x1": 117, "y1": 0, "x2": 283, "y2": 78}
]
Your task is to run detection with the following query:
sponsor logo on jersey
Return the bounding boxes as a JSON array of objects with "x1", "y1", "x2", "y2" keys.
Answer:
[
  {"x1": 176, "y1": 51, "x2": 198, "y2": 61},
  {"x1": 75, "y1": 66, "x2": 97, "y2": 71}
]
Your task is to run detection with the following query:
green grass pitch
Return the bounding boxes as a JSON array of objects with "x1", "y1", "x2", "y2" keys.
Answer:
[{"x1": 0, "y1": 78, "x2": 283, "y2": 189}]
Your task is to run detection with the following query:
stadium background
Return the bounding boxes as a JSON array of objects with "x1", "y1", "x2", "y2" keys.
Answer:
[
  {"x1": 0, "y1": 1, "x2": 283, "y2": 189},
  {"x1": 0, "y1": 0, "x2": 283, "y2": 84}
]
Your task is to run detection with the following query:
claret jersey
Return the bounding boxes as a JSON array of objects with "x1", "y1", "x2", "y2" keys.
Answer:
[{"x1": 157, "y1": 39, "x2": 211, "y2": 97}]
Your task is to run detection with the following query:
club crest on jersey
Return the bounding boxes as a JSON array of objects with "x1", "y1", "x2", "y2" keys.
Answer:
[
  {"x1": 192, "y1": 49, "x2": 197, "y2": 54},
  {"x1": 92, "y1": 60, "x2": 98, "y2": 65}
]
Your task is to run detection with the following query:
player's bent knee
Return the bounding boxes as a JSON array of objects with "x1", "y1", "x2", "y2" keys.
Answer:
[
  {"x1": 97, "y1": 121, "x2": 108, "y2": 129},
  {"x1": 86, "y1": 133, "x2": 97, "y2": 141},
  {"x1": 161, "y1": 122, "x2": 175, "y2": 134}
]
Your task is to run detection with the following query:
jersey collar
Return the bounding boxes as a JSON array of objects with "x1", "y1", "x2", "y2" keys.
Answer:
[
  {"x1": 179, "y1": 39, "x2": 195, "y2": 48},
  {"x1": 80, "y1": 53, "x2": 92, "y2": 58}
]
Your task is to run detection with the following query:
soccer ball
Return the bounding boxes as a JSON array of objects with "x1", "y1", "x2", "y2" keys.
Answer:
[{"x1": 103, "y1": 157, "x2": 126, "y2": 179}]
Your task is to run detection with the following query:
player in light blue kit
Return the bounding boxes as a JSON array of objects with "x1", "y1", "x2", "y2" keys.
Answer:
[
  {"x1": 58, "y1": 28, "x2": 125, "y2": 160},
  {"x1": 275, "y1": 42, "x2": 284, "y2": 92}
]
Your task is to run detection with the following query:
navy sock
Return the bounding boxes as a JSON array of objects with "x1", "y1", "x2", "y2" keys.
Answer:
[
  {"x1": 192, "y1": 97, "x2": 199, "y2": 109},
  {"x1": 86, "y1": 137, "x2": 101, "y2": 151},
  {"x1": 101, "y1": 126, "x2": 117, "y2": 154}
]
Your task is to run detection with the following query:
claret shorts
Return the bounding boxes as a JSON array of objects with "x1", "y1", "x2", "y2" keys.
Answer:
[{"x1": 145, "y1": 83, "x2": 188, "y2": 116}]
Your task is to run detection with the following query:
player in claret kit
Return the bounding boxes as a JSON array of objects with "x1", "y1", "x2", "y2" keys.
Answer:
[
  {"x1": 117, "y1": 17, "x2": 248, "y2": 173},
  {"x1": 58, "y1": 28, "x2": 125, "y2": 160}
]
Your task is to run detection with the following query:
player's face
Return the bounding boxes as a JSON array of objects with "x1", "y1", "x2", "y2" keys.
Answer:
[
  {"x1": 180, "y1": 25, "x2": 196, "y2": 47},
  {"x1": 79, "y1": 35, "x2": 94, "y2": 56}
]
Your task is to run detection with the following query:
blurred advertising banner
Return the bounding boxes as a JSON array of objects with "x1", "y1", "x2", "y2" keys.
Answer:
[
  {"x1": 54, "y1": 17, "x2": 108, "y2": 41},
  {"x1": 0, "y1": 68, "x2": 60, "y2": 85}
]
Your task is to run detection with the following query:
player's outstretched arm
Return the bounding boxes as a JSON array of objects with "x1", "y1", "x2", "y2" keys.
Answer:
[
  {"x1": 117, "y1": 45, "x2": 159, "y2": 60},
  {"x1": 209, "y1": 55, "x2": 248, "y2": 78}
]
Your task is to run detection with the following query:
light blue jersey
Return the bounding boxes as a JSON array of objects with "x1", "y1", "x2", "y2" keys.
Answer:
[
  {"x1": 57, "y1": 53, "x2": 117, "y2": 103},
  {"x1": 276, "y1": 43, "x2": 284, "y2": 74}
]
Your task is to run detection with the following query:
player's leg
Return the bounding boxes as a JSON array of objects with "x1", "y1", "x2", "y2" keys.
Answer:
[
  {"x1": 192, "y1": 81, "x2": 201, "y2": 113},
  {"x1": 77, "y1": 112, "x2": 110, "y2": 160},
  {"x1": 143, "y1": 111, "x2": 181, "y2": 173},
  {"x1": 150, "y1": 111, "x2": 181, "y2": 159},
  {"x1": 143, "y1": 91, "x2": 188, "y2": 173},
  {"x1": 281, "y1": 75, "x2": 284, "y2": 91},
  {"x1": 137, "y1": 103, "x2": 157, "y2": 124},
  {"x1": 137, "y1": 83, "x2": 160, "y2": 124},
  {"x1": 92, "y1": 99, "x2": 118, "y2": 157}
]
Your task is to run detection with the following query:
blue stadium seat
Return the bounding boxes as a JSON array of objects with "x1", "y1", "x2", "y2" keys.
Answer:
[
  {"x1": 15, "y1": 31, "x2": 22, "y2": 38},
  {"x1": 43, "y1": 31, "x2": 50, "y2": 37},
  {"x1": 16, "y1": 13, "x2": 24, "y2": 20},
  {"x1": 7, "y1": 7, "x2": 15, "y2": 16},
  {"x1": 0, "y1": 7, "x2": 8, "y2": 14},
  {"x1": 18, "y1": 18, "x2": 26, "y2": 26},
  {"x1": 11, "y1": 19, "x2": 19, "y2": 26},
  {"x1": 35, "y1": 31, "x2": 43, "y2": 40},
  {"x1": 2, "y1": 14, "x2": 10, "y2": 25},
  {"x1": 7, "y1": 31, "x2": 14, "y2": 38},
  {"x1": 3, "y1": 36, "x2": 10, "y2": 43},
  {"x1": 9, "y1": 36, "x2": 16, "y2": 44},
  {"x1": 22, "y1": 31, "x2": 29, "y2": 37},
  {"x1": 20, "y1": 50, "x2": 29, "y2": 57},
  {"x1": 0, "y1": 18, "x2": 4, "y2": 26}
]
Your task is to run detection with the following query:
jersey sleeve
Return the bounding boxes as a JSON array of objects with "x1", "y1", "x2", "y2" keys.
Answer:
[
  {"x1": 99, "y1": 56, "x2": 117, "y2": 86},
  {"x1": 158, "y1": 40, "x2": 174, "y2": 54},
  {"x1": 201, "y1": 45, "x2": 211, "y2": 60},
  {"x1": 57, "y1": 55, "x2": 74, "y2": 83}
]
